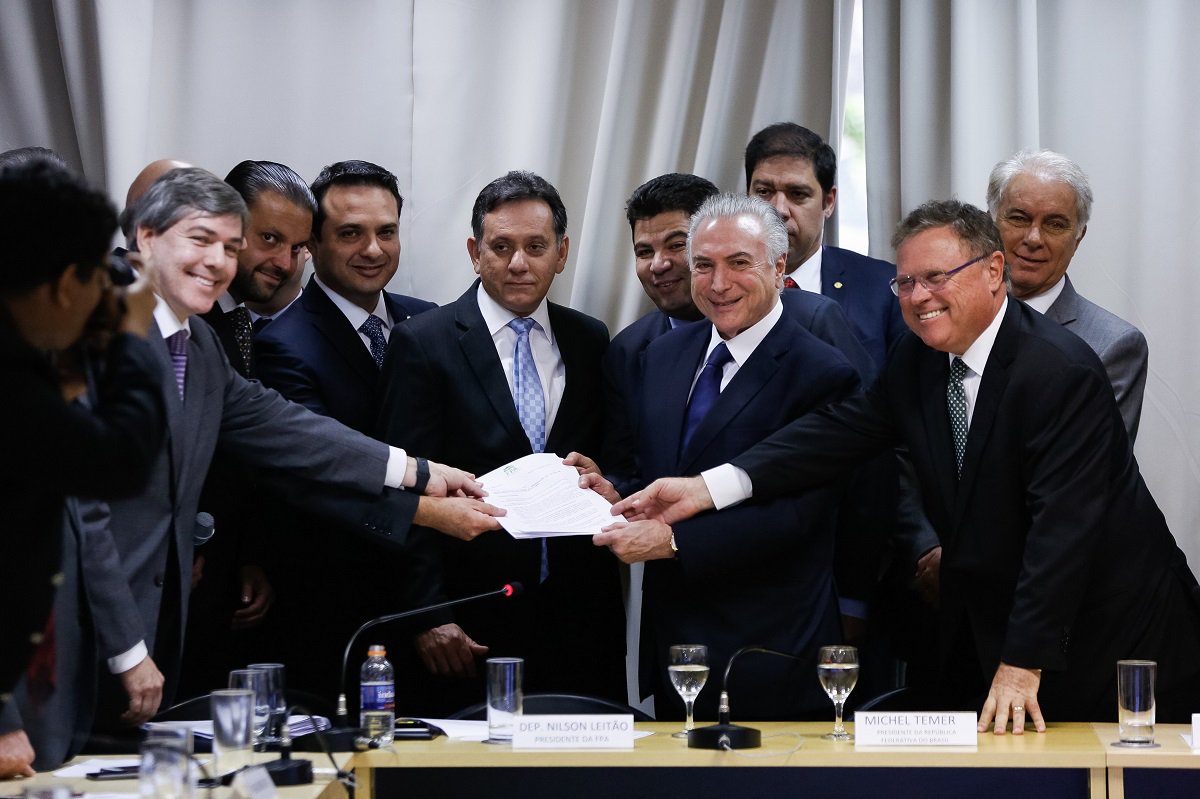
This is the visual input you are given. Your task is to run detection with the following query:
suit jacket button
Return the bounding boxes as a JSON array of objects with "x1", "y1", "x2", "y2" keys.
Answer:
[{"x1": 154, "y1": 574, "x2": 165, "y2": 587}]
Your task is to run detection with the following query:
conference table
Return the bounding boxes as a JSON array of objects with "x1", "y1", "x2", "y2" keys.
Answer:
[
  {"x1": 355, "y1": 721, "x2": 1110, "y2": 798},
  {"x1": 14, "y1": 723, "x2": 1200, "y2": 798}
]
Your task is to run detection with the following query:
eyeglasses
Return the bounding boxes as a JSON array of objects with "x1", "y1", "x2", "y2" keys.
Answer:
[
  {"x1": 690, "y1": 259, "x2": 769, "y2": 275},
  {"x1": 889, "y1": 253, "x2": 989, "y2": 297}
]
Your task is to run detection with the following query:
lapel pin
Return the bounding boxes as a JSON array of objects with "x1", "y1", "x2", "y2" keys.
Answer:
[{"x1": 833, "y1": 281, "x2": 844, "y2": 289}]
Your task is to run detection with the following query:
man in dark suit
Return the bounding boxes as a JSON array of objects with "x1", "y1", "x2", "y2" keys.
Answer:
[
  {"x1": 614, "y1": 199, "x2": 1200, "y2": 733},
  {"x1": 88, "y1": 167, "x2": 480, "y2": 735},
  {"x1": 594, "y1": 194, "x2": 859, "y2": 720},
  {"x1": 179, "y1": 160, "x2": 317, "y2": 699},
  {"x1": 0, "y1": 159, "x2": 165, "y2": 775},
  {"x1": 987, "y1": 149, "x2": 1147, "y2": 441},
  {"x1": 378, "y1": 171, "x2": 626, "y2": 714},
  {"x1": 746, "y1": 123, "x2": 913, "y2": 649},
  {"x1": 253, "y1": 160, "x2": 502, "y2": 698}
]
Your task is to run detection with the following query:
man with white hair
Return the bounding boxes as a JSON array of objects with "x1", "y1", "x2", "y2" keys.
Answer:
[{"x1": 987, "y1": 149, "x2": 1148, "y2": 440}]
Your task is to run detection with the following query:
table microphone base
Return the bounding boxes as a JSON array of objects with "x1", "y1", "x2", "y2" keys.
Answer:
[{"x1": 688, "y1": 722, "x2": 761, "y2": 749}]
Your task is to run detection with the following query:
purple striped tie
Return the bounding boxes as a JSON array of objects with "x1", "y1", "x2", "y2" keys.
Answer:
[{"x1": 166, "y1": 330, "x2": 188, "y2": 400}]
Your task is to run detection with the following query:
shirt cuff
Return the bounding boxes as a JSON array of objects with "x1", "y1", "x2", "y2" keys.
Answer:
[
  {"x1": 108, "y1": 641, "x2": 148, "y2": 674},
  {"x1": 701, "y1": 464, "x2": 752, "y2": 511},
  {"x1": 384, "y1": 446, "x2": 409, "y2": 489}
]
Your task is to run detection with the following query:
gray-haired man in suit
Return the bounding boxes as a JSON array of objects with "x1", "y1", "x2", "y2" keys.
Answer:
[
  {"x1": 987, "y1": 149, "x2": 1148, "y2": 442},
  {"x1": 89, "y1": 167, "x2": 481, "y2": 735}
]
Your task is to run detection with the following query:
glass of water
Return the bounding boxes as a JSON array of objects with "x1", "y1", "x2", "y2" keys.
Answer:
[
  {"x1": 818, "y1": 645, "x2": 859, "y2": 741},
  {"x1": 668, "y1": 644, "x2": 709, "y2": 739},
  {"x1": 228, "y1": 669, "x2": 270, "y2": 745}
]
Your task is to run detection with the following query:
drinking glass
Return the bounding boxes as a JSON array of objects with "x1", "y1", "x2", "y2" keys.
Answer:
[
  {"x1": 1116, "y1": 659, "x2": 1157, "y2": 746},
  {"x1": 818, "y1": 645, "x2": 859, "y2": 741},
  {"x1": 248, "y1": 662, "x2": 286, "y2": 744},
  {"x1": 668, "y1": 644, "x2": 709, "y2": 739},
  {"x1": 228, "y1": 669, "x2": 270, "y2": 745},
  {"x1": 210, "y1": 689, "x2": 254, "y2": 775}
]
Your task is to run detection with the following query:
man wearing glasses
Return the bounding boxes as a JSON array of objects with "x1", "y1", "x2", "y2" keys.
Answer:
[{"x1": 612, "y1": 199, "x2": 1200, "y2": 734}]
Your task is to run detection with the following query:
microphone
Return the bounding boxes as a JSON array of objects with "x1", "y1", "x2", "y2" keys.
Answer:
[
  {"x1": 193, "y1": 511, "x2": 215, "y2": 547},
  {"x1": 331, "y1": 582, "x2": 525, "y2": 736},
  {"x1": 688, "y1": 645, "x2": 806, "y2": 750}
]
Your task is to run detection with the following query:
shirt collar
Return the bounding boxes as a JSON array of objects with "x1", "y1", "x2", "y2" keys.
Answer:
[
  {"x1": 951, "y1": 295, "x2": 1008, "y2": 377},
  {"x1": 153, "y1": 295, "x2": 190, "y2": 339},
  {"x1": 313, "y1": 273, "x2": 391, "y2": 330},
  {"x1": 215, "y1": 292, "x2": 240, "y2": 314},
  {"x1": 703, "y1": 296, "x2": 783, "y2": 366},
  {"x1": 1020, "y1": 275, "x2": 1066, "y2": 314},
  {"x1": 476, "y1": 282, "x2": 555, "y2": 344},
  {"x1": 787, "y1": 245, "x2": 824, "y2": 292}
]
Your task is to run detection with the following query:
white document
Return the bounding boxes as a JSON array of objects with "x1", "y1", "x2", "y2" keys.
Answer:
[{"x1": 478, "y1": 453, "x2": 616, "y2": 538}]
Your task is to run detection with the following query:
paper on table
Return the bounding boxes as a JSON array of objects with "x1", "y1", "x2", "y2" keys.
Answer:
[
  {"x1": 53, "y1": 758, "x2": 140, "y2": 778},
  {"x1": 478, "y1": 453, "x2": 616, "y2": 538}
]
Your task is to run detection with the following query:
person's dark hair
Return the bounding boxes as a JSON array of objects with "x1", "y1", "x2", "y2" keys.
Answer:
[
  {"x1": 0, "y1": 159, "x2": 117, "y2": 294},
  {"x1": 625, "y1": 173, "x2": 719, "y2": 237},
  {"x1": 471, "y1": 170, "x2": 567, "y2": 244},
  {"x1": 225, "y1": 160, "x2": 317, "y2": 217},
  {"x1": 132, "y1": 167, "x2": 248, "y2": 242},
  {"x1": 309, "y1": 160, "x2": 402, "y2": 241},
  {"x1": 891, "y1": 199, "x2": 1006, "y2": 264},
  {"x1": 0, "y1": 146, "x2": 68, "y2": 171},
  {"x1": 744, "y1": 122, "x2": 837, "y2": 196}
]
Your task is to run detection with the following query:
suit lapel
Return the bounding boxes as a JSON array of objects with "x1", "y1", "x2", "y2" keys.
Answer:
[
  {"x1": 1043, "y1": 276, "x2": 1080, "y2": 327},
  {"x1": 952, "y1": 300, "x2": 1019, "y2": 526},
  {"x1": 648, "y1": 324, "x2": 710, "y2": 474},
  {"x1": 677, "y1": 322, "x2": 786, "y2": 473},
  {"x1": 820, "y1": 247, "x2": 850, "y2": 310},
  {"x1": 453, "y1": 287, "x2": 529, "y2": 447},
  {"x1": 303, "y1": 279, "x2": 378, "y2": 388}
]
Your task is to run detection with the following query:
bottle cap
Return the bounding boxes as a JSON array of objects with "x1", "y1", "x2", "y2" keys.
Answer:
[{"x1": 368, "y1": 644, "x2": 386, "y2": 656}]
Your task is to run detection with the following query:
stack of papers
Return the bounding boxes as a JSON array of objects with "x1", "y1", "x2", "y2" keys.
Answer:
[{"x1": 145, "y1": 715, "x2": 331, "y2": 739}]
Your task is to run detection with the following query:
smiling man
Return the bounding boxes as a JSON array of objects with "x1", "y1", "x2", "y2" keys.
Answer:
[
  {"x1": 593, "y1": 194, "x2": 859, "y2": 720},
  {"x1": 377, "y1": 170, "x2": 626, "y2": 715},
  {"x1": 612, "y1": 199, "x2": 1200, "y2": 734},
  {"x1": 599, "y1": 174, "x2": 717, "y2": 489},
  {"x1": 987, "y1": 149, "x2": 1147, "y2": 441},
  {"x1": 87, "y1": 167, "x2": 481, "y2": 736}
]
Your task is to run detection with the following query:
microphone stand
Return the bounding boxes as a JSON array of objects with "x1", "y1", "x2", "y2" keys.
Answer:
[
  {"x1": 323, "y1": 582, "x2": 523, "y2": 750},
  {"x1": 688, "y1": 645, "x2": 806, "y2": 750}
]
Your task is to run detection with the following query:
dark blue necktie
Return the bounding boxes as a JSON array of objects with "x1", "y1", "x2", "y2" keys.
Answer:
[{"x1": 681, "y1": 342, "x2": 732, "y2": 453}]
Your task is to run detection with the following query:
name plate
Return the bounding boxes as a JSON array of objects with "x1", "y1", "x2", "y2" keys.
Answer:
[
  {"x1": 1191, "y1": 713, "x2": 1200, "y2": 748},
  {"x1": 854, "y1": 711, "x2": 978, "y2": 747},
  {"x1": 512, "y1": 714, "x2": 635, "y2": 749}
]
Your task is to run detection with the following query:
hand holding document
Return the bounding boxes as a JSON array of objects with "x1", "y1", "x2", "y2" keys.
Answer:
[{"x1": 478, "y1": 453, "x2": 615, "y2": 538}]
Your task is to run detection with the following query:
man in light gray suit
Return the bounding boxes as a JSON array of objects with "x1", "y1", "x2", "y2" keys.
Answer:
[
  {"x1": 987, "y1": 149, "x2": 1148, "y2": 441},
  {"x1": 90, "y1": 168, "x2": 480, "y2": 735}
]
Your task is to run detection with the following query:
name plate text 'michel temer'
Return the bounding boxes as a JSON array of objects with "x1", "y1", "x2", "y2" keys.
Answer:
[
  {"x1": 854, "y1": 711, "x2": 978, "y2": 746},
  {"x1": 512, "y1": 714, "x2": 635, "y2": 749}
]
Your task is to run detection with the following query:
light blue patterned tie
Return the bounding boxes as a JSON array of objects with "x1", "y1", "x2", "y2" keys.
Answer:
[
  {"x1": 359, "y1": 314, "x2": 387, "y2": 369},
  {"x1": 507, "y1": 317, "x2": 545, "y2": 453},
  {"x1": 508, "y1": 317, "x2": 549, "y2": 582},
  {"x1": 947, "y1": 357, "x2": 970, "y2": 477}
]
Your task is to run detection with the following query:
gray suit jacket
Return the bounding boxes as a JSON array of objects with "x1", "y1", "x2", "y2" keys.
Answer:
[
  {"x1": 99, "y1": 316, "x2": 392, "y2": 704},
  {"x1": 1043, "y1": 275, "x2": 1148, "y2": 442}
]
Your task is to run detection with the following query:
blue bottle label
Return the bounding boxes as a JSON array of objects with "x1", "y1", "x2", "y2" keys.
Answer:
[{"x1": 361, "y1": 682, "x2": 395, "y2": 712}]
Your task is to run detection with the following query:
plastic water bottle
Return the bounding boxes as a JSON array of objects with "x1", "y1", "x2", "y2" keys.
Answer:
[{"x1": 359, "y1": 644, "x2": 395, "y2": 746}]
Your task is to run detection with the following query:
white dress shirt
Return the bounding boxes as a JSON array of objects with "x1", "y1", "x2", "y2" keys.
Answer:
[
  {"x1": 312, "y1": 273, "x2": 394, "y2": 353},
  {"x1": 1020, "y1": 275, "x2": 1066, "y2": 315},
  {"x1": 786, "y1": 245, "x2": 824, "y2": 293}
]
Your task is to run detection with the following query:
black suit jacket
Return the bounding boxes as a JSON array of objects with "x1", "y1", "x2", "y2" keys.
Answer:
[
  {"x1": 199, "y1": 304, "x2": 253, "y2": 378},
  {"x1": 638, "y1": 312, "x2": 859, "y2": 720},
  {"x1": 0, "y1": 316, "x2": 165, "y2": 712},
  {"x1": 377, "y1": 281, "x2": 625, "y2": 708},
  {"x1": 732, "y1": 299, "x2": 1200, "y2": 720},
  {"x1": 819, "y1": 245, "x2": 907, "y2": 372}
]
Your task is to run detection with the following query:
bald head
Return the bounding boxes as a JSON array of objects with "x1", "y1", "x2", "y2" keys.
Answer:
[{"x1": 120, "y1": 159, "x2": 191, "y2": 242}]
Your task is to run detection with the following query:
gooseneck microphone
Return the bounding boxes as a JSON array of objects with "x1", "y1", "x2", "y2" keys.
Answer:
[
  {"x1": 688, "y1": 645, "x2": 806, "y2": 750},
  {"x1": 334, "y1": 582, "x2": 525, "y2": 727}
]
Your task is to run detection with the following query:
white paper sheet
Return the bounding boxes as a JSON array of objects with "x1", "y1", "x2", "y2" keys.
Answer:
[{"x1": 479, "y1": 453, "x2": 616, "y2": 538}]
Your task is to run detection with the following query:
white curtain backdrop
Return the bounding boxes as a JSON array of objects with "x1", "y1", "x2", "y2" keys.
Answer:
[{"x1": 862, "y1": 0, "x2": 1200, "y2": 570}]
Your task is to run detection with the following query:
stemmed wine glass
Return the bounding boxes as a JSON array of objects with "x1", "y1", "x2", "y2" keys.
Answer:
[
  {"x1": 668, "y1": 644, "x2": 709, "y2": 739},
  {"x1": 818, "y1": 645, "x2": 859, "y2": 741}
]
